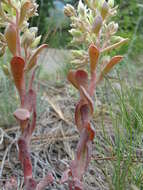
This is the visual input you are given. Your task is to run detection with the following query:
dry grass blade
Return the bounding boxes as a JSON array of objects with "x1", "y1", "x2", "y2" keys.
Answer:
[
  {"x1": 45, "y1": 95, "x2": 70, "y2": 125},
  {"x1": 0, "y1": 138, "x2": 17, "y2": 178},
  {"x1": 0, "y1": 128, "x2": 4, "y2": 145},
  {"x1": 60, "y1": 124, "x2": 74, "y2": 159}
]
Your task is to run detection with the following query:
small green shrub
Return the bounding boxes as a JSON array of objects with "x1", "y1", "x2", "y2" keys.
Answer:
[
  {"x1": 115, "y1": 0, "x2": 143, "y2": 56},
  {"x1": 93, "y1": 80, "x2": 143, "y2": 190},
  {"x1": 111, "y1": 83, "x2": 143, "y2": 190}
]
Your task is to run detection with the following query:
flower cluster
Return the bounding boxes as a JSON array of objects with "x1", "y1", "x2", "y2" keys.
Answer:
[{"x1": 64, "y1": 0, "x2": 128, "y2": 67}]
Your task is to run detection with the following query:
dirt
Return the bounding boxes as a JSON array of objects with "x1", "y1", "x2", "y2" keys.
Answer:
[
  {"x1": 0, "y1": 81, "x2": 114, "y2": 190},
  {"x1": 2, "y1": 52, "x2": 143, "y2": 189}
]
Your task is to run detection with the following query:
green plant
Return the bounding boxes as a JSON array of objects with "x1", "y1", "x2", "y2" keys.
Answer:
[
  {"x1": 0, "y1": 0, "x2": 53, "y2": 189},
  {"x1": 108, "y1": 82, "x2": 143, "y2": 190},
  {"x1": 30, "y1": 0, "x2": 53, "y2": 37},
  {"x1": 61, "y1": 0, "x2": 128, "y2": 189},
  {"x1": 31, "y1": 0, "x2": 71, "y2": 48},
  {"x1": 90, "y1": 73, "x2": 143, "y2": 190},
  {"x1": 0, "y1": 77, "x2": 18, "y2": 126},
  {"x1": 114, "y1": 0, "x2": 143, "y2": 56}
]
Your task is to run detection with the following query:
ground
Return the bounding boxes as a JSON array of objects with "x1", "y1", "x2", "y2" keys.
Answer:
[
  {"x1": 0, "y1": 52, "x2": 143, "y2": 190},
  {"x1": 0, "y1": 80, "x2": 114, "y2": 189}
]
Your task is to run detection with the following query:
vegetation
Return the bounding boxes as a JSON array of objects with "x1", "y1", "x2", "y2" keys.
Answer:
[
  {"x1": 30, "y1": 0, "x2": 143, "y2": 56},
  {"x1": 0, "y1": 0, "x2": 143, "y2": 190},
  {"x1": 0, "y1": 0, "x2": 53, "y2": 189},
  {"x1": 93, "y1": 81, "x2": 143, "y2": 190},
  {"x1": 115, "y1": 0, "x2": 143, "y2": 56},
  {"x1": 61, "y1": 0, "x2": 128, "y2": 188}
]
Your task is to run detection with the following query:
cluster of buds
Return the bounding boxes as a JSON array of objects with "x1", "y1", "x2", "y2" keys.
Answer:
[
  {"x1": 0, "y1": 0, "x2": 39, "y2": 57},
  {"x1": 64, "y1": 0, "x2": 128, "y2": 67},
  {"x1": 0, "y1": 0, "x2": 53, "y2": 189},
  {"x1": 63, "y1": 0, "x2": 128, "y2": 189}
]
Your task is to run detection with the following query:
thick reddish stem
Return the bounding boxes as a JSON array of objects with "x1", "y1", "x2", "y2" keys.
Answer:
[
  {"x1": 18, "y1": 138, "x2": 33, "y2": 180},
  {"x1": 25, "y1": 178, "x2": 37, "y2": 190},
  {"x1": 89, "y1": 72, "x2": 96, "y2": 97}
]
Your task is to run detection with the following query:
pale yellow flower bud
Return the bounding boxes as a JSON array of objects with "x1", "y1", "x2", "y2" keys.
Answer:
[
  {"x1": 92, "y1": 0, "x2": 99, "y2": 8},
  {"x1": 4, "y1": 24, "x2": 17, "y2": 55},
  {"x1": 19, "y1": 0, "x2": 31, "y2": 27},
  {"x1": 31, "y1": 35, "x2": 41, "y2": 48},
  {"x1": 101, "y1": 1, "x2": 109, "y2": 20},
  {"x1": 69, "y1": 29, "x2": 82, "y2": 38},
  {"x1": 108, "y1": 22, "x2": 118, "y2": 34},
  {"x1": 1, "y1": 64, "x2": 10, "y2": 76},
  {"x1": 92, "y1": 15, "x2": 103, "y2": 35},
  {"x1": 0, "y1": 33, "x2": 6, "y2": 43},
  {"x1": 71, "y1": 50, "x2": 85, "y2": 59},
  {"x1": 0, "y1": 46, "x2": 5, "y2": 57},
  {"x1": 64, "y1": 4, "x2": 76, "y2": 17},
  {"x1": 108, "y1": 0, "x2": 114, "y2": 8},
  {"x1": 22, "y1": 30, "x2": 35, "y2": 48},
  {"x1": 78, "y1": 0, "x2": 86, "y2": 17}
]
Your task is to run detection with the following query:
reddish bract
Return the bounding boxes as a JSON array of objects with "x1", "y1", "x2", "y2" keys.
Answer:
[
  {"x1": 98, "y1": 55, "x2": 123, "y2": 82},
  {"x1": 10, "y1": 56, "x2": 25, "y2": 97},
  {"x1": 89, "y1": 44, "x2": 100, "y2": 73},
  {"x1": 14, "y1": 108, "x2": 30, "y2": 121}
]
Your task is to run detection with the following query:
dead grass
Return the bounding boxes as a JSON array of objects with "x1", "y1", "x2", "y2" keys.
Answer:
[
  {"x1": 0, "y1": 79, "x2": 116, "y2": 190},
  {"x1": 1, "y1": 56, "x2": 143, "y2": 189}
]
